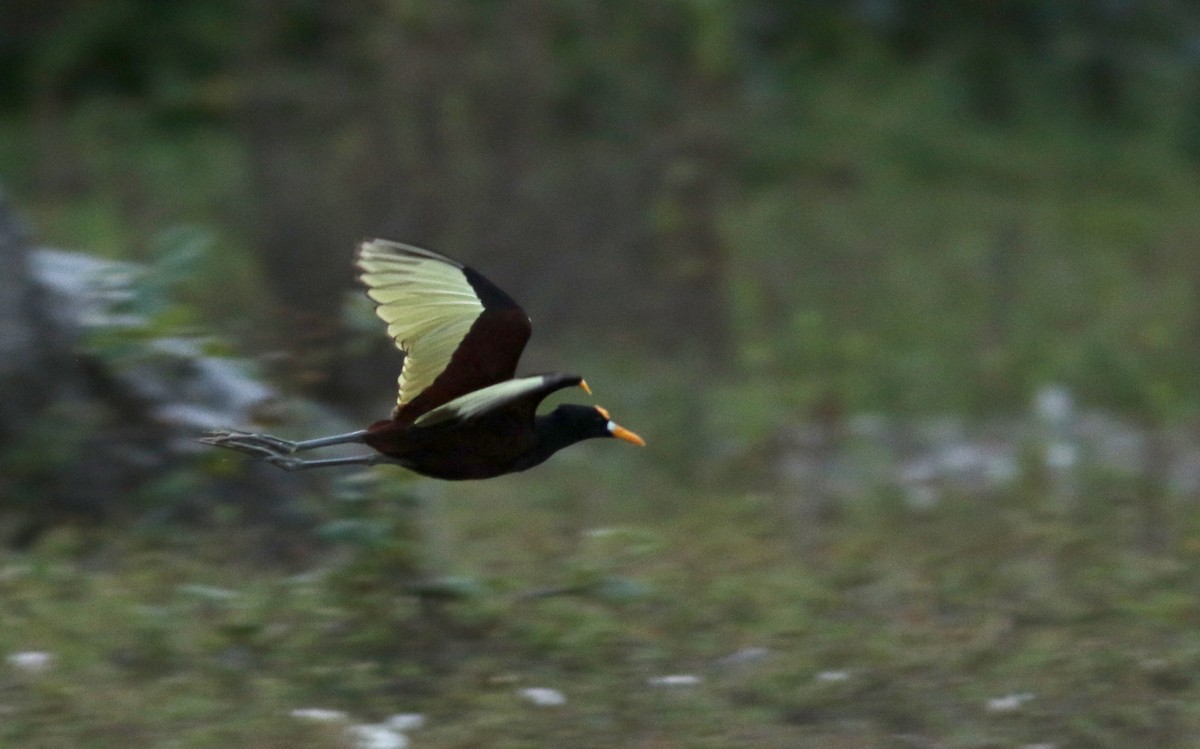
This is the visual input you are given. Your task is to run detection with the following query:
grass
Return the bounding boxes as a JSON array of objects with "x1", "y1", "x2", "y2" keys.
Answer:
[{"x1": 4, "y1": 450, "x2": 1200, "y2": 748}]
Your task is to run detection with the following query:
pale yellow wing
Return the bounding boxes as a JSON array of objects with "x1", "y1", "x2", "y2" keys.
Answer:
[{"x1": 356, "y1": 240, "x2": 485, "y2": 409}]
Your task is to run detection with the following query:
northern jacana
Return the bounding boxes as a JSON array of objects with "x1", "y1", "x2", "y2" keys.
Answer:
[{"x1": 201, "y1": 239, "x2": 644, "y2": 480}]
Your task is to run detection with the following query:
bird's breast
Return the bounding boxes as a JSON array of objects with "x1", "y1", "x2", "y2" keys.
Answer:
[{"x1": 362, "y1": 417, "x2": 537, "y2": 480}]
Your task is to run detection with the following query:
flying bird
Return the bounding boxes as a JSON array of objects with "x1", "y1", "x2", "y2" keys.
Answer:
[{"x1": 201, "y1": 239, "x2": 644, "y2": 479}]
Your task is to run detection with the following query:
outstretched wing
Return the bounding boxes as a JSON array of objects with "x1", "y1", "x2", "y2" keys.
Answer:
[{"x1": 356, "y1": 239, "x2": 532, "y2": 423}]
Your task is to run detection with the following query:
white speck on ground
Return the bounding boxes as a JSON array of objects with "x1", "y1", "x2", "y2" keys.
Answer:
[
  {"x1": 7, "y1": 651, "x2": 53, "y2": 673},
  {"x1": 986, "y1": 692, "x2": 1035, "y2": 712},
  {"x1": 717, "y1": 646, "x2": 770, "y2": 667},
  {"x1": 519, "y1": 687, "x2": 567, "y2": 706},
  {"x1": 348, "y1": 723, "x2": 408, "y2": 749},
  {"x1": 1035, "y1": 384, "x2": 1074, "y2": 425},
  {"x1": 289, "y1": 708, "x2": 349, "y2": 722},
  {"x1": 647, "y1": 674, "x2": 702, "y2": 687}
]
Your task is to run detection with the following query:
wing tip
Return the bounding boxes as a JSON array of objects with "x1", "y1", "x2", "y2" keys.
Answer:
[{"x1": 356, "y1": 238, "x2": 465, "y2": 269}]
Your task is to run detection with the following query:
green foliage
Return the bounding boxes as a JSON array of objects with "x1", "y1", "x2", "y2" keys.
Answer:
[
  {"x1": 724, "y1": 66, "x2": 1200, "y2": 420},
  {"x1": 80, "y1": 226, "x2": 207, "y2": 352},
  {"x1": 5, "y1": 0, "x2": 1200, "y2": 423},
  {"x1": 0, "y1": 401, "x2": 105, "y2": 515},
  {"x1": 6, "y1": 465, "x2": 1200, "y2": 747},
  {"x1": 319, "y1": 472, "x2": 424, "y2": 623}
]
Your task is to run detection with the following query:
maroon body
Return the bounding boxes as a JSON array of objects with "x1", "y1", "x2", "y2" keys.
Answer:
[{"x1": 363, "y1": 373, "x2": 589, "y2": 480}]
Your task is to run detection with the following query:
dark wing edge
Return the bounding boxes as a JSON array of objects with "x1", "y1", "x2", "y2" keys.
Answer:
[{"x1": 356, "y1": 239, "x2": 533, "y2": 423}]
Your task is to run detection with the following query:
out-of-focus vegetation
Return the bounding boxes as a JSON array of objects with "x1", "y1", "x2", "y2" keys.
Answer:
[
  {"x1": 7, "y1": 0, "x2": 1200, "y2": 418},
  {"x1": 5, "y1": 1, "x2": 1200, "y2": 746}
]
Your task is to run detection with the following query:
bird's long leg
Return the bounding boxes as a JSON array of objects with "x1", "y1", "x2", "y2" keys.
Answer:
[
  {"x1": 287, "y1": 430, "x2": 371, "y2": 453},
  {"x1": 199, "y1": 429, "x2": 388, "y2": 470},
  {"x1": 200, "y1": 429, "x2": 369, "y2": 455},
  {"x1": 263, "y1": 453, "x2": 387, "y2": 471},
  {"x1": 200, "y1": 430, "x2": 385, "y2": 471}
]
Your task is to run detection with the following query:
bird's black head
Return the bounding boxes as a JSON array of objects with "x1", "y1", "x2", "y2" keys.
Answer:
[
  {"x1": 548, "y1": 404, "x2": 646, "y2": 446},
  {"x1": 518, "y1": 404, "x2": 645, "y2": 472}
]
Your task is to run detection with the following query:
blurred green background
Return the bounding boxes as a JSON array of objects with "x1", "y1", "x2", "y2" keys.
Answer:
[{"x1": 5, "y1": 1, "x2": 1200, "y2": 747}]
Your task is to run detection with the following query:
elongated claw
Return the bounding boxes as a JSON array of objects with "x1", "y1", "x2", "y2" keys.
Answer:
[
  {"x1": 265, "y1": 454, "x2": 305, "y2": 471},
  {"x1": 201, "y1": 438, "x2": 280, "y2": 460},
  {"x1": 199, "y1": 430, "x2": 299, "y2": 456}
]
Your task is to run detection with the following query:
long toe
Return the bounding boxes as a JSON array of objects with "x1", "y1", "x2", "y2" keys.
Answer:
[
  {"x1": 265, "y1": 455, "x2": 304, "y2": 471},
  {"x1": 199, "y1": 431, "x2": 297, "y2": 454},
  {"x1": 202, "y1": 434, "x2": 288, "y2": 459},
  {"x1": 248, "y1": 433, "x2": 299, "y2": 452},
  {"x1": 198, "y1": 430, "x2": 246, "y2": 446}
]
